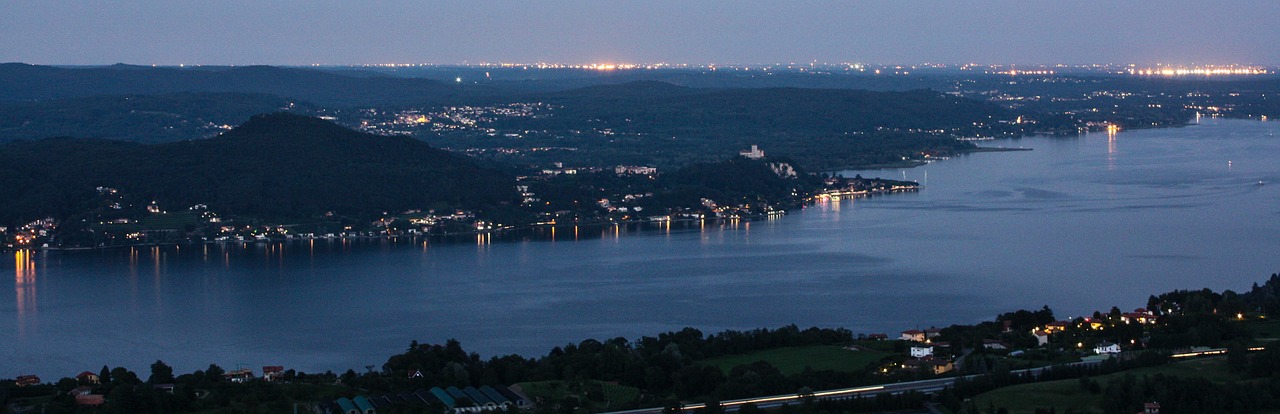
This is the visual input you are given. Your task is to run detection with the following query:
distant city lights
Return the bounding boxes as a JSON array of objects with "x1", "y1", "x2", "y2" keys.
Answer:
[{"x1": 1128, "y1": 65, "x2": 1270, "y2": 77}]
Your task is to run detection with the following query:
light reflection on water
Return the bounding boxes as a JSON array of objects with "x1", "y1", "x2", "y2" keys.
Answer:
[
  {"x1": 14, "y1": 250, "x2": 36, "y2": 338},
  {"x1": 3, "y1": 119, "x2": 1278, "y2": 379}
]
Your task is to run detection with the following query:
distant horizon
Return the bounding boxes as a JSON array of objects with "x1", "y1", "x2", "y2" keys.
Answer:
[
  {"x1": 9, "y1": 61, "x2": 1280, "y2": 69},
  {"x1": 3, "y1": 2, "x2": 1277, "y2": 66}
]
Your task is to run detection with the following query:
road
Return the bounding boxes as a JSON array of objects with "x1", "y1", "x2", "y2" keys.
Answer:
[
  {"x1": 600, "y1": 360, "x2": 1106, "y2": 414},
  {"x1": 599, "y1": 347, "x2": 1256, "y2": 414}
]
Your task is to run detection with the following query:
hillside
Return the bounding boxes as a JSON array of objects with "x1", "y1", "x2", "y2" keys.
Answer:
[
  {"x1": 439, "y1": 82, "x2": 993, "y2": 170},
  {"x1": 518, "y1": 82, "x2": 1008, "y2": 134},
  {"x1": 0, "y1": 92, "x2": 304, "y2": 143},
  {"x1": 0, "y1": 113, "x2": 517, "y2": 225},
  {"x1": 0, "y1": 63, "x2": 473, "y2": 106}
]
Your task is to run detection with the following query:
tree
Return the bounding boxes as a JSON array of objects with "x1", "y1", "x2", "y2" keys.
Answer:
[
  {"x1": 109, "y1": 367, "x2": 139, "y2": 385},
  {"x1": 204, "y1": 364, "x2": 225, "y2": 383},
  {"x1": 99, "y1": 365, "x2": 112, "y2": 385},
  {"x1": 149, "y1": 360, "x2": 174, "y2": 384}
]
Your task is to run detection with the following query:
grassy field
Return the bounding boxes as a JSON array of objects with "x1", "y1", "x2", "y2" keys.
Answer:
[
  {"x1": 516, "y1": 380, "x2": 641, "y2": 412},
  {"x1": 699, "y1": 345, "x2": 891, "y2": 376},
  {"x1": 1244, "y1": 319, "x2": 1280, "y2": 341},
  {"x1": 971, "y1": 356, "x2": 1237, "y2": 414}
]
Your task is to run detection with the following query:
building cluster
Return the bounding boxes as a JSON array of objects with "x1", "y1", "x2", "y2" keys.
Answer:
[
  {"x1": 352, "y1": 102, "x2": 552, "y2": 136},
  {"x1": 866, "y1": 328, "x2": 958, "y2": 376},
  {"x1": 865, "y1": 307, "x2": 1170, "y2": 376},
  {"x1": 5, "y1": 217, "x2": 56, "y2": 247},
  {"x1": 614, "y1": 165, "x2": 657, "y2": 175}
]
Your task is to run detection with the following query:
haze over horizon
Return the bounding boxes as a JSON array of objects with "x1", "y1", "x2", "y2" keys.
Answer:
[{"x1": 2, "y1": 1, "x2": 1278, "y2": 66}]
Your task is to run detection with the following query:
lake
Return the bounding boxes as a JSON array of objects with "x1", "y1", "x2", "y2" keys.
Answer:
[{"x1": 4, "y1": 119, "x2": 1279, "y2": 379}]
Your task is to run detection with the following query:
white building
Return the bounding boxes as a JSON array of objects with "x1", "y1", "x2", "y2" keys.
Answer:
[
  {"x1": 1095, "y1": 342, "x2": 1121, "y2": 354},
  {"x1": 615, "y1": 165, "x2": 658, "y2": 175},
  {"x1": 910, "y1": 346, "x2": 934, "y2": 358},
  {"x1": 740, "y1": 145, "x2": 765, "y2": 159},
  {"x1": 900, "y1": 330, "x2": 926, "y2": 342},
  {"x1": 1032, "y1": 328, "x2": 1050, "y2": 346}
]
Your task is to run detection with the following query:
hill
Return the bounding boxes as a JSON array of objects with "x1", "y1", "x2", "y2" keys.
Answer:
[
  {"x1": 448, "y1": 81, "x2": 994, "y2": 170},
  {"x1": 0, "y1": 63, "x2": 473, "y2": 106},
  {"x1": 511, "y1": 82, "x2": 1008, "y2": 135},
  {"x1": 0, "y1": 113, "x2": 517, "y2": 226},
  {"x1": 0, "y1": 92, "x2": 304, "y2": 143}
]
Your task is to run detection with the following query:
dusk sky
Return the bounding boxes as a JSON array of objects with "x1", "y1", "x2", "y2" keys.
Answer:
[{"x1": 2, "y1": 1, "x2": 1279, "y2": 66}]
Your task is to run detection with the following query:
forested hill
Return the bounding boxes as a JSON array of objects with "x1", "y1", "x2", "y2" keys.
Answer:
[
  {"x1": 0, "y1": 92, "x2": 304, "y2": 143},
  {"x1": 0, "y1": 63, "x2": 472, "y2": 106},
  {"x1": 0, "y1": 113, "x2": 517, "y2": 224},
  {"x1": 510, "y1": 81, "x2": 1011, "y2": 134}
]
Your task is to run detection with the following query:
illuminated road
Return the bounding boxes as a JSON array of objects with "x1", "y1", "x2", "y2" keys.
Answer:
[
  {"x1": 599, "y1": 348, "x2": 1261, "y2": 414},
  {"x1": 599, "y1": 360, "x2": 1104, "y2": 414}
]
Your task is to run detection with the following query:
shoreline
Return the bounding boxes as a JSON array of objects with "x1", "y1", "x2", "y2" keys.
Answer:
[{"x1": 20, "y1": 186, "x2": 920, "y2": 253}]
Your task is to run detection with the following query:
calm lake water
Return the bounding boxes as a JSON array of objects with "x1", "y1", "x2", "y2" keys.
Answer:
[{"x1": 4, "y1": 119, "x2": 1279, "y2": 379}]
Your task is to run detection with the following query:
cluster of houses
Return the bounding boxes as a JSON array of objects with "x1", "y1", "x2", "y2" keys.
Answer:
[
  {"x1": 1032, "y1": 308, "x2": 1157, "y2": 354},
  {"x1": 876, "y1": 328, "x2": 957, "y2": 375},
  {"x1": 865, "y1": 309, "x2": 1162, "y2": 376},
  {"x1": 322, "y1": 384, "x2": 532, "y2": 414}
]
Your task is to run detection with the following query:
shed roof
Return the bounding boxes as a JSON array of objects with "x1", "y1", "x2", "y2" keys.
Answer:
[
  {"x1": 429, "y1": 387, "x2": 456, "y2": 408},
  {"x1": 480, "y1": 386, "x2": 510, "y2": 404},
  {"x1": 496, "y1": 386, "x2": 529, "y2": 405},
  {"x1": 336, "y1": 397, "x2": 358, "y2": 413},
  {"x1": 463, "y1": 386, "x2": 495, "y2": 405},
  {"x1": 353, "y1": 395, "x2": 375, "y2": 411}
]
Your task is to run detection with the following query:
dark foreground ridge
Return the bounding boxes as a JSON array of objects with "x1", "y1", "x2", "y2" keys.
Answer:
[{"x1": 4, "y1": 273, "x2": 1280, "y2": 414}]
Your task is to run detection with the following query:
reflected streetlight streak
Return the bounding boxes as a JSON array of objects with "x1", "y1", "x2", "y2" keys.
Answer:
[
  {"x1": 14, "y1": 250, "x2": 37, "y2": 337},
  {"x1": 1107, "y1": 124, "x2": 1119, "y2": 171}
]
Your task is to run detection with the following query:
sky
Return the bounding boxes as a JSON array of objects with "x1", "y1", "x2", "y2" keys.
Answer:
[{"x1": 2, "y1": 1, "x2": 1278, "y2": 66}]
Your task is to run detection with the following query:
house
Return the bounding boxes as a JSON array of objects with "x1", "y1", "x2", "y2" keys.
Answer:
[
  {"x1": 1144, "y1": 402, "x2": 1161, "y2": 414},
  {"x1": 866, "y1": 333, "x2": 889, "y2": 341},
  {"x1": 982, "y1": 339, "x2": 1009, "y2": 350},
  {"x1": 1095, "y1": 342, "x2": 1121, "y2": 354},
  {"x1": 408, "y1": 369, "x2": 423, "y2": 379},
  {"x1": 910, "y1": 346, "x2": 934, "y2": 358},
  {"x1": 224, "y1": 368, "x2": 254, "y2": 383},
  {"x1": 1043, "y1": 320, "x2": 1070, "y2": 334},
  {"x1": 262, "y1": 366, "x2": 285, "y2": 382},
  {"x1": 1031, "y1": 328, "x2": 1051, "y2": 346},
  {"x1": 15, "y1": 375, "x2": 40, "y2": 387},
  {"x1": 925, "y1": 328, "x2": 942, "y2": 339},
  {"x1": 615, "y1": 165, "x2": 657, "y2": 175},
  {"x1": 740, "y1": 145, "x2": 765, "y2": 159},
  {"x1": 1121, "y1": 312, "x2": 1155, "y2": 324},
  {"x1": 75, "y1": 371, "x2": 100, "y2": 384},
  {"x1": 70, "y1": 386, "x2": 94, "y2": 396},
  {"x1": 1085, "y1": 318, "x2": 1105, "y2": 330},
  {"x1": 903, "y1": 356, "x2": 954, "y2": 375},
  {"x1": 901, "y1": 329, "x2": 926, "y2": 342}
]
